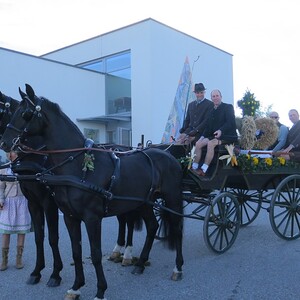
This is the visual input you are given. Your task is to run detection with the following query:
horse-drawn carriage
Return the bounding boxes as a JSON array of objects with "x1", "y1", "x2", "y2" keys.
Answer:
[
  {"x1": 0, "y1": 85, "x2": 300, "y2": 300},
  {"x1": 152, "y1": 142, "x2": 300, "y2": 253}
]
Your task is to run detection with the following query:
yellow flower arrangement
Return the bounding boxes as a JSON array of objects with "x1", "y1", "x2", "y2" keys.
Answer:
[
  {"x1": 218, "y1": 144, "x2": 299, "y2": 172},
  {"x1": 236, "y1": 154, "x2": 298, "y2": 172},
  {"x1": 252, "y1": 157, "x2": 259, "y2": 165}
]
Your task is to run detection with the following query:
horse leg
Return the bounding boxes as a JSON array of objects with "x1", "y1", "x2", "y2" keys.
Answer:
[
  {"x1": 84, "y1": 218, "x2": 107, "y2": 300},
  {"x1": 44, "y1": 200, "x2": 63, "y2": 287},
  {"x1": 170, "y1": 213, "x2": 184, "y2": 281},
  {"x1": 109, "y1": 214, "x2": 126, "y2": 261},
  {"x1": 121, "y1": 214, "x2": 135, "y2": 266},
  {"x1": 132, "y1": 206, "x2": 158, "y2": 275},
  {"x1": 63, "y1": 215, "x2": 85, "y2": 300},
  {"x1": 163, "y1": 191, "x2": 184, "y2": 281},
  {"x1": 26, "y1": 201, "x2": 45, "y2": 285}
]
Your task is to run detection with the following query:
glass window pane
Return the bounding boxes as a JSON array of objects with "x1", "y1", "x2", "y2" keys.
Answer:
[
  {"x1": 109, "y1": 68, "x2": 131, "y2": 80},
  {"x1": 83, "y1": 61, "x2": 104, "y2": 72},
  {"x1": 106, "y1": 52, "x2": 131, "y2": 73}
]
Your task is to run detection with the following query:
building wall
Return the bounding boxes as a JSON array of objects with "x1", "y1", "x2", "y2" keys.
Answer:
[
  {"x1": 0, "y1": 48, "x2": 108, "y2": 142},
  {"x1": 43, "y1": 19, "x2": 233, "y2": 145},
  {"x1": 1, "y1": 18, "x2": 233, "y2": 146}
]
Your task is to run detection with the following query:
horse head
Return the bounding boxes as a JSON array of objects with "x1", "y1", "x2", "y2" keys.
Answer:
[
  {"x1": 0, "y1": 91, "x2": 19, "y2": 137},
  {"x1": 0, "y1": 84, "x2": 46, "y2": 152}
]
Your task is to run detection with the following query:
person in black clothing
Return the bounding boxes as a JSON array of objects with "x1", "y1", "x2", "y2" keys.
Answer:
[
  {"x1": 279, "y1": 109, "x2": 300, "y2": 161},
  {"x1": 177, "y1": 83, "x2": 213, "y2": 144},
  {"x1": 191, "y1": 89, "x2": 237, "y2": 176}
]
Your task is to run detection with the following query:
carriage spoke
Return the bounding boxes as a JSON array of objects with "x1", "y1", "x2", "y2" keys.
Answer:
[
  {"x1": 270, "y1": 175, "x2": 300, "y2": 240},
  {"x1": 204, "y1": 192, "x2": 240, "y2": 253}
]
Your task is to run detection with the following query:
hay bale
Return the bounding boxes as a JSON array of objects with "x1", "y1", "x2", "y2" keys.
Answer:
[
  {"x1": 253, "y1": 117, "x2": 278, "y2": 150},
  {"x1": 240, "y1": 116, "x2": 256, "y2": 149}
]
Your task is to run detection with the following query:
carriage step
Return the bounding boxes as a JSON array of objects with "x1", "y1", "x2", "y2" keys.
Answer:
[{"x1": 182, "y1": 193, "x2": 211, "y2": 205}]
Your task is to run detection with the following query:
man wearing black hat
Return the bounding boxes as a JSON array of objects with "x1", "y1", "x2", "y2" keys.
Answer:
[{"x1": 177, "y1": 83, "x2": 214, "y2": 145}]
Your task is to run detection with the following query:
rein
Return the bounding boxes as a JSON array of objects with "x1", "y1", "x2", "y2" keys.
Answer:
[{"x1": 17, "y1": 144, "x2": 138, "y2": 156}]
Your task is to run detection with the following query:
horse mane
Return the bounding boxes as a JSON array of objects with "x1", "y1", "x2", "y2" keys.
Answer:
[{"x1": 41, "y1": 97, "x2": 85, "y2": 139}]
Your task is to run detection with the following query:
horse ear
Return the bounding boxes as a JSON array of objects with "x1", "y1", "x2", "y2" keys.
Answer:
[
  {"x1": 19, "y1": 87, "x2": 27, "y2": 100},
  {"x1": 25, "y1": 84, "x2": 35, "y2": 102}
]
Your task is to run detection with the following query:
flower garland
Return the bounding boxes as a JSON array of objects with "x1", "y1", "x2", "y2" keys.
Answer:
[
  {"x1": 235, "y1": 154, "x2": 298, "y2": 172},
  {"x1": 237, "y1": 89, "x2": 260, "y2": 117},
  {"x1": 82, "y1": 153, "x2": 95, "y2": 171},
  {"x1": 218, "y1": 144, "x2": 299, "y2": 173}
]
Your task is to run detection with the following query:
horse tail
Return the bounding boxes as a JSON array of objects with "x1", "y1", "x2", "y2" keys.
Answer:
[
  {"x1": 133, "y1": 214, "x2": 143, "y2": 231},
  {"x1": 126, "y1": 210, "x2": 143, "y2": 232},
  {"x1": 160, "y1": 201, "x2": 184, "y2": 250}
]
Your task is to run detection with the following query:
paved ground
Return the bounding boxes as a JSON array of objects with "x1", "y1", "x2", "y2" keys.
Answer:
[{"x1": 1, "y1": 202, "x2": 300, "y2": 300}]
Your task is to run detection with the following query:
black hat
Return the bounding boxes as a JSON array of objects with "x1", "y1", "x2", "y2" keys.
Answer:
[{"x1": 194, "y1": 83, "x2": 206, "y2": 92}]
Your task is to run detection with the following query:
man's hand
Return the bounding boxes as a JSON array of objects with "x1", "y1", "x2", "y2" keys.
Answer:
[
  {"x1": 282, "y1": 145, "x2": 294, "y2": 153},
  {"x1": 214, "y1": 130, "x2": 221, "y2": 139},
  {"x1": 188, "y1": 129, "x2": 197, "y2": 137}
]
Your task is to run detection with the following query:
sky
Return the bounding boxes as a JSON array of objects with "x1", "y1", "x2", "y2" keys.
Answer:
[{"x1": 0, "y1": 0, "x2": 299, "y2": 126}]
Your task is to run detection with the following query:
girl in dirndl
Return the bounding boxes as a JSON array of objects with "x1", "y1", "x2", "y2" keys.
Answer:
[{"x1": 0, "y1": 151, "x2": 31, "y2": 271}]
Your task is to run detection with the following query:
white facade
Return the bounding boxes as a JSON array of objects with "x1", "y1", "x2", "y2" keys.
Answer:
[{"x1": 0, "y1": 18, "x2": 233, "y2": 147}]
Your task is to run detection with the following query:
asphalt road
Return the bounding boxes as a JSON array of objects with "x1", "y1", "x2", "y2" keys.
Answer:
[{"x1": 1, "y1": 202, "x2": 299, "y2": 300}]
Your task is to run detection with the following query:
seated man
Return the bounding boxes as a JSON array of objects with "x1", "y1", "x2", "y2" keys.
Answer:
[
  {"x1": 191, "y1": 89, "x2": 238, "y2": 176},
  {"x1": 267, "y1": 111, "x2": 289, "y2": 153},
  {"x1": 279, "y1": 109, "x2": 300, "y2": 161},
  {"x1": 176, "y1": 83, "x2": 213, "y2": 145}
]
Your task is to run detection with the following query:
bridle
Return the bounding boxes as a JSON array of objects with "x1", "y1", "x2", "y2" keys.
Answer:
[{"x1": 5, "y1": 95, "x2": 44, "y2": 151}]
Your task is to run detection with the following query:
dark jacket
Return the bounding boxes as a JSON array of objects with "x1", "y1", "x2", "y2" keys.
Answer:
[
  {"x1": 285, "y1": 120, "x2": 300, "y2": 150},
  {"x1": 181, "y1": 98, "x2": 214, "y2": 137},
  {"x1": 202, "y1": 102, "x2": 237, "y2": 142}
]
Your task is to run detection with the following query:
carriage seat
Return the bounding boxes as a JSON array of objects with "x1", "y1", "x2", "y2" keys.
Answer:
[{"x1": 189, "y1": 142, "x2": 236, "y2": 181}]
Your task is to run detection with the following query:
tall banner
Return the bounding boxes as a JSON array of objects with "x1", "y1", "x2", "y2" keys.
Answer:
[{"x1": 161, "y1": 57, "x2": 194, "y2": 143}]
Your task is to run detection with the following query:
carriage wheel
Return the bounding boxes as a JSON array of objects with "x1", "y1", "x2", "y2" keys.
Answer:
[
  {"x1": 269, "y1": 174, "x2": 300, "y2": 240},
  {"x1": 226, "y1": 188, "x2": 262, "y2": 227},
  {"x1": 203, "y1": 192, "x2": 240, "y2": 253},
  {"x1": 154, "y1": 199, "x2": 167, "y2": 240}
]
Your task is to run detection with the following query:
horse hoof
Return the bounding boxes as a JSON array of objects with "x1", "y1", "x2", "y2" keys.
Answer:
[
  {"x1": 47, "y1": 276, "x2": 62, "y2": 287},
  {"x1": 64, "y1": 294, "x2": 80, "y2": 300},
  {"x1": 26, "y1": 275, "x2": 41, "y2": 285},
  {"x1": 171, "y1": 271, "x2": 183, "y2": 281},
  {"x1": 108, "y1": 251, "x2": 121, "y2": 261},
  {"x1": 131, "y1": 265, "x2": 145, "y2": 275},
  {"x1": 121, "y1": 258, "x2": 133, "y2": 266},
  {"x1": 64, "y1": 289, "x2": 81, "y2": 300}
]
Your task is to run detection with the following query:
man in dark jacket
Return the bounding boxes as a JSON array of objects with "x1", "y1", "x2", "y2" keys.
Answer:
[
  {"x1": 177, "y1": 83, "x2": 213, "y2": 144},
  {"x1": 191, "y1": 89, "x2": 237, "y2": 176},
  {"x1": 280, "y1": 109, "x2": 300, "y2": 161}
]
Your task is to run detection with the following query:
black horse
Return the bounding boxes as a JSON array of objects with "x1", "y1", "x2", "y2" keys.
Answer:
[
  {"x1": 0, "y1": 84, "x2": 184, "y2": 300},
  {"x1": 0, "y1": 92, "x2": 63, "y2": 286}
]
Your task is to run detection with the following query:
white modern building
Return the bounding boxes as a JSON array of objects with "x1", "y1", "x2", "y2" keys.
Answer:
[{"x1": 0, "y1": 18, "x2": 233, "y2": 147}]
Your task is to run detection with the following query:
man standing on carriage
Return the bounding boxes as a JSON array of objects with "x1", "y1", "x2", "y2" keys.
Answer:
[{"x1": 176, "y1": 83, "x2": 213, "y2": 145}]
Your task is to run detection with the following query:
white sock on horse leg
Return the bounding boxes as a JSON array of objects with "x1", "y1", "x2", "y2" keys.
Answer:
[
  {"x1": 112, "y1": 244, "x2": 122, "y2": 253},
  {"x1": 123, "y1": 246, "x2": 133, "y2": 259}
]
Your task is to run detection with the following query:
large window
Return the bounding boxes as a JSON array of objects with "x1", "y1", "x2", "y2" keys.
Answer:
[{"x1": 79, "y1": 51, "x2": 131, "y2": 80}]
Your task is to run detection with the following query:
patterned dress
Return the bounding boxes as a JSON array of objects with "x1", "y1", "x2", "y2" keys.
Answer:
[{"x1": 0, "y1": 168, "x2": 31, "y2": 234}]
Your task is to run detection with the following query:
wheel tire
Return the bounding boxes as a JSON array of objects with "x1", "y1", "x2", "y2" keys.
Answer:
[
  {"x1": 269, "y1": 174, "x2": 300, "y2": 240},
  {"x1": 203, "y1": 192, "x2": 241, "y2": 253}
]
